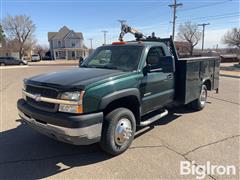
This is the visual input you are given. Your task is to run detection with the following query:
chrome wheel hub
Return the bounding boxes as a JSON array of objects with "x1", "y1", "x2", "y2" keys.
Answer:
[
  {"x1": 115, "y1": 118, "x2": 132, "y2": 146},
  {"x1": 200, "y1": 87, "x2": 207, "y2": 106}
]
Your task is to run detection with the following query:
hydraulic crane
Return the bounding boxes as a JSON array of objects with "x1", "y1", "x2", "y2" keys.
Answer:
[
  {"x1": 118, "y1": 22, "x2": 160, "y2": 42},
  {"x1": 118, "y1": 22, "x2": 146, "y2": 42}
]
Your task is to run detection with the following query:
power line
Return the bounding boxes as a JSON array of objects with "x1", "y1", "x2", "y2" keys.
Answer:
[
  {"x1": 179, "y1": 0, "x2": 232, "y2": 12},
  {"x1": 174, "y1": 15, "x2": 238, "y2": 26},
  {"x1": 191, "y1": 14, "x2": 239, "y2": 22},
  {"x1": 168, "y1": 0, "x2": 183, "y2": 40},
  {"x1": 209, "y1": 21, "x2": 239, "y2": 26},
  {"x1": 155, "y1": 13, "x2": 239, "y2": 27},
  {"x1": 198, "y1": 23, "x2": 210, "y2": 51},
  {"x1": 178, "y1": 12, "x2": 239, "y2": 22},
  {"x1": 101, "y1": 30, "x2": 108, "y2": 45}
]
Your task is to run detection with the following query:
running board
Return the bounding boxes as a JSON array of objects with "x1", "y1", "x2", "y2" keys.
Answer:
[{"x1": 140, "y1": 109, "x2": 168, "y2": 126}]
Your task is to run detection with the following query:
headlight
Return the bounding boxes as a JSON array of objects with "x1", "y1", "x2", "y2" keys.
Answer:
[
  {"x1": 60, "y1": 92, "x2": 81, "y2": 101},
  {"x1": 58, "y1": 91, "x2": 84, "y2": 114}
]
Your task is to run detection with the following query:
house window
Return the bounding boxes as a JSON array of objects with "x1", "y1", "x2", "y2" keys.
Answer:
[
  {"x1": 58, "y1": 41, "x2": 61, "y2": 47},
  {"x1": 72, "y1": 51, "x2": 75, "y2": 58},
  {"x1": 72, "y1": 43, "x2": 75, "y2": 47}
]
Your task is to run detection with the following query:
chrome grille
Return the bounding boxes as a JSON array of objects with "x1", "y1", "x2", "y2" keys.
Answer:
[
  {"x1": 25, "y1": 85, "x2": 59, "y2": 112},
  {"x1": 26, "y1": 85, "x2": 58, "y2": 98}
]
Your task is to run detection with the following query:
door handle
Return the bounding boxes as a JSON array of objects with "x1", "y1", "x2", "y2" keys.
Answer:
[{"x1": 167, "y1": 74, "x2": 173, "y2": 79}]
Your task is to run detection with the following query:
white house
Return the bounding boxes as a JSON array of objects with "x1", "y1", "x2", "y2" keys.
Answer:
[{"x1": 48, "y1": 26, "x2": 89, "y2": 60}]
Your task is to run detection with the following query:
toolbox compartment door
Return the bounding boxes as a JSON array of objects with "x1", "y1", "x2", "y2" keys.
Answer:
[{"x1": 175, "y1": 57, "x2": 220, "y2": 105}]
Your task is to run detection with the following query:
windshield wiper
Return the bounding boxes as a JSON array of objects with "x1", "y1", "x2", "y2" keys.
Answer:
[
  {"x1": 80, "y1": 65, "x2": 95, "y2": 68},
  {"x1": 91, "y1": 65, "x2": 119, "y2": 70},
  {"x1": 81, "y1": 64, "x2": 120, "y2": 70},
  {"x1": 103, "y1": 65, "x2": 119, "y2": 70}
]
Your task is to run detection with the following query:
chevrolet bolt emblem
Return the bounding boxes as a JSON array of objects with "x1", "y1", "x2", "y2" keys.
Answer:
[{"x1": 34, "y1": 94, "x2": 41, "y2": 102}]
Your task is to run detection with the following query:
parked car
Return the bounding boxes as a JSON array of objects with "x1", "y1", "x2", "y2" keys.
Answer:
[
  {"x1": 17, "y1": 36, "x2": 220, "y2": 155},
  {"x1": 41, "y1": 56, "x2": 53, "y2": 60},
  {"x1": 31, "y1": 54, "x2": 41, "y2": 62},
  {"x1": 0, "y1": 56, "x2": 28, "y2": 66}
]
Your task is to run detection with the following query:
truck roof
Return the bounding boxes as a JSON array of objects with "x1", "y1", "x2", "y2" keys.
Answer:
[{"x1": 106, "y1": 41, "x2": 166, "y2": 48}]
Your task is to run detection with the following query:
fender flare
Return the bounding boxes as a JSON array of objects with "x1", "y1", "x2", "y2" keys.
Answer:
[{"x1": 99, "y1": 88, "x2": 141, "y2": 110}]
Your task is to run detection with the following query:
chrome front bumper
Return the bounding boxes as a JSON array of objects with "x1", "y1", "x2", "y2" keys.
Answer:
[{"x1": 18, "y1": 110, "x2": 102, "y2": 145}]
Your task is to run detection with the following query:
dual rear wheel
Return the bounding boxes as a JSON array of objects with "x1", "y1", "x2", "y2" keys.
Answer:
[{"x1": 188, "y1": 84, "x2": 208, "y2": 111}]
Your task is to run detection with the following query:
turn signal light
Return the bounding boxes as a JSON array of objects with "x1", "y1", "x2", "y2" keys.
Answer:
[{"x1": 59, "y1": 104, "x2": 83, "y2": 114}]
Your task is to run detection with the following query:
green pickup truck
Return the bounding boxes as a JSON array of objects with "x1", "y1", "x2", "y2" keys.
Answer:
[{"x1": 17, "y1": 37, "x2": 220, "y2": 155}]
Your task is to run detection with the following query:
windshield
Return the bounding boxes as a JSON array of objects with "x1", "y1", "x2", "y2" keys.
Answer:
[{"x1": 82, "y1": 45, "x2": 143, "y2": 71}]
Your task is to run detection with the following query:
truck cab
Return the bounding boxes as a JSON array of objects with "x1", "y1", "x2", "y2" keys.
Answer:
[
  {"x1": 81, "y1": 41, "x2": 176, "y2": 115},
  {"x1": 17, "y1": 38, "x2": 219, "y2": 155}
]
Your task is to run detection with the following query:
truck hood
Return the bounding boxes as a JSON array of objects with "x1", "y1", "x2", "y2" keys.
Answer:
[{"x1": 27, "y1": 67, "x2": 126, "y2": 90}]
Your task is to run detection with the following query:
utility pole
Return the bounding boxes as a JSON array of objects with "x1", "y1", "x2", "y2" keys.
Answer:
[
  {"x1": 197, "y1": 23, "x2": 210, "y2": 51},
  {"x1": 88, "y1": 38, "x2": 93, "y2": 49},
  {"x1": 101, "y1": 30, "x2": 108, "y2": 45},
  {"x1": 168, "y1": 0, "x2": 183, "y2": 40}
]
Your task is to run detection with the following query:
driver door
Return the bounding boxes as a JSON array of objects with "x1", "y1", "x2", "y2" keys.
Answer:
[{"x1": 140, "y1": 46, "x2": 175, "y2": 115}]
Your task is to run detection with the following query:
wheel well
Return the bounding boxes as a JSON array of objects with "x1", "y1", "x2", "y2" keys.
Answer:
[
  {"x1": 103, "y1": 96, "x2": 140, "y2": 125},
  {"x1": 203, "y1": 79, "x2": 211, "y2": 90}
]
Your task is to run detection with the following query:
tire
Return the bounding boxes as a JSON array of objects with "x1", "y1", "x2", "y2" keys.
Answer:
[
  {"x1": 20, "y1": 63, "x2": 24, "y2": 66},
  {"x1": 100, "y1": 108, "x2": 136, "y2": 155},
  {"x1": 0, "y1": 63, "x2": 5, "y2": 66},
  {"x1": 189, "y1": 84, "x2": 207, "y2": 111}
]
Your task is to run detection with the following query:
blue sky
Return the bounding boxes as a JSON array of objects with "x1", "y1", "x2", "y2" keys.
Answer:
[{"x1": 1, "y1": 0, "x2": 239, "y2": 48}]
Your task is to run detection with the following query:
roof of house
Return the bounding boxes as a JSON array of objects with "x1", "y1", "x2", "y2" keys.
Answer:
[{"x1": 48, "y1": 26, "x2": 83, "y2": 41}]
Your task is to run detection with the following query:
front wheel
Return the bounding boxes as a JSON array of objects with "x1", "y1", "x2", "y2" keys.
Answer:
[
  {"x1": 189, "y1": 84, "x2": 207, "y2": 111},
  {"x1": 100, "y1": 108, "x2": 136, "y2": 155}
]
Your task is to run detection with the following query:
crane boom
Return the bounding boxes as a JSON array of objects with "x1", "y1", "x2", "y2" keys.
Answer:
[{"x1": 118, "y1": 23, "x2": 145, "y2": 42}]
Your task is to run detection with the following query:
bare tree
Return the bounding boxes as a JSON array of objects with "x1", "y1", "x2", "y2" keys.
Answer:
[
  {"x1": 5, "y1": 38, "x2": 19, "y2": 52},
  {"x1": 177, "y1": 22, "x2": 201, "y2": 56},
  {"x1": 0, "y1": 24, "x2": 5, "y2": 43},
  {"x1": 34, "y1": 44, "x2": 48, "y2": 58},
  {"x1": 2, "y1": 15, "x2": 36, "y2": 59},
  {"x1": 6, "y1": 38, "x2": 36, "y2": 57},
  {"x1": 24, "y1": 38, "x2": 37, "y2": 55},
  {"x1": 222, "y1": 28, "x2": 240, "y2": 48}
]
